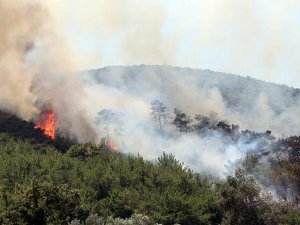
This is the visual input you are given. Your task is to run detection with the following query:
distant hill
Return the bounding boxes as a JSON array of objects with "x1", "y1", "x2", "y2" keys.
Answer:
[
  {"x1": 81, "y1": 65, "x2": 300, "y2": 136},
  {"x1": 84, "y1": 65, "x2": 300, "y2": 114}
]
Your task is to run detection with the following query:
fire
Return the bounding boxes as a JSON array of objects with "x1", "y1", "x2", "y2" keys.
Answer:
[
  {"x1": 35, "y1": 109, "x2": 56, "y2": 139},
  {"x1": 107, "y1": 139, "x2": 119, "y2": 151}
]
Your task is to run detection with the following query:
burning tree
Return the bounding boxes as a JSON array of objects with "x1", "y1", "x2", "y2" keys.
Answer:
[
  {"x1": 95, "y1": 109, "x2": 117, "y2": 139},
  {"x1": 35, "y1": 109, "x2": 56, "y2": 139},
  {"x1": 95, "y1": 109, "x2": 119, "y2": 151}
]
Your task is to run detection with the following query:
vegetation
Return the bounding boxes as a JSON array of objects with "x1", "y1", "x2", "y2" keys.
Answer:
[
  {"x1": 172, "y1": 109, "x2": 193, "y2": 134},
  {"x1": 0, "y1": 111, "x2": 300, "y2": 224},
  {"x1": 0, "y1": 133, "x2": 222, "y2": 224}
]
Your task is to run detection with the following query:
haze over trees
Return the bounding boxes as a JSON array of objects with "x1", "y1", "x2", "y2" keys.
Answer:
[{"x1": 85, "y1": 65, "x2": 300, "y2": 138}]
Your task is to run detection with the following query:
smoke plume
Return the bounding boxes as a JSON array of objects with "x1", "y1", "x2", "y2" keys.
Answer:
[
  {"x1": 0, "y1": 0, "x2": 97, "y2": 141},
  {"x1": 2, "y1": 1, "x2": 300, "y2": 177}
]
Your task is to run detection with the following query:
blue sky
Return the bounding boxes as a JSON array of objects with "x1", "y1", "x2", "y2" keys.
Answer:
[{"x1": 51, "y1": 0, "x2": 300, "y2": 87}]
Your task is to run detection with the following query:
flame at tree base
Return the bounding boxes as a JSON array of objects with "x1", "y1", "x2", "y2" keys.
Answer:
[
  {"x1": 35, "y1": 109, "x2": 56, "y2": 139},
  {"x1": 106, "y1": 139, "x2": 119, "y2": 151}
]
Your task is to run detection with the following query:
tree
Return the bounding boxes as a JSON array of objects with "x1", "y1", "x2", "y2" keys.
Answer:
[
  {"x1": 217, "y1": 169, "x2": 278, "y2": 225},
  {"x1": 172, "y1": 109, "x2": 192, "y2": 134},
  {"x1": 193, "y1": 114, "x2": 210, "y2": 134},
  {"x1": 150, "y1": 100, "x2": 168, "y2": 136},
  {"x1": 95, "y1": 109, "x2": 118, "y2": 144},
  {"x1": 0, "y1": 181, "x2": 84, "y2": 225},
  {"x1": 216, "y1": 120, "x2": 231, "y2": 133},
  {"x1": 280, "y1": 136, "x2": 300, "y2": 163},
  {"x1": 67, "y1": 143, "x2": 103, "y2": 160}
]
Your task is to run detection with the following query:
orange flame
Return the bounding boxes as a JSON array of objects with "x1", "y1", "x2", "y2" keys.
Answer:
[
  {"x1": 107, "y1": 140, "x2": 119, "y2": 151},
  {"x1": 35, "y1": 109, "x2": 56, "y2": 139}
]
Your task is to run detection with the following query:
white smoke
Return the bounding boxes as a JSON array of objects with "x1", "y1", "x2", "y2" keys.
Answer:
[
  {"x1": 75, "y1": 66, "x2": 292, "y2": 177},
  {"x1": 2, "y1": 1, "x2": 300, "y2": 177}
]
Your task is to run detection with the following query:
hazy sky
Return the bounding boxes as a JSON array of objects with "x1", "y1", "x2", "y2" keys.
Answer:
[{"x1": 47, "y1": 0, "x2": 300, "y2": 87}]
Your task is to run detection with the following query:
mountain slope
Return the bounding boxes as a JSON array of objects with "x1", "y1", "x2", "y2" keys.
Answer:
[
  {"x1": 82, "y1": 65, "x2": 300, "y2": 136},
  {"x1": 85, "y1": 65, "x2": 300, "y2": 112}
]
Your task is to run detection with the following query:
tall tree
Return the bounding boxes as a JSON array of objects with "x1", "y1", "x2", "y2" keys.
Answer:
[
  {"x1": 95, "y1": 109, "x2": 117, "y2": 142},
  {"x1": 172, "y1": 109, "x2": 192, "y2": 134},
  {"x1": 150, "y1": 100, "x2": 168, "y2": 136}
]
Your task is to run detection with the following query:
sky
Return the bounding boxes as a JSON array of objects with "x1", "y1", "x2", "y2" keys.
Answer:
[{"x1": 46, "y1": 0, "x2": 300, "y2": 88}]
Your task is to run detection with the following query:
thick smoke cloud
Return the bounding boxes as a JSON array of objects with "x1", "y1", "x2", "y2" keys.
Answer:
[
  {"x1": 0, "y1": 0, "x2": 97, "y2": 141},
  {"x1": 79, "y1": 66, "x2": 300, "y2": 177},
  {"x1": 2, "y1": 1, "x2": 300, "y2": 177},
  {"x1": 0, "y1": 0, "x2": 46, "y2": 118}
]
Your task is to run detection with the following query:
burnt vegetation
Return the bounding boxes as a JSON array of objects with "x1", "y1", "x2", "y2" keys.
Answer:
[{"x1": 0, "y1": 110, "x2": 300, "y2": 224}]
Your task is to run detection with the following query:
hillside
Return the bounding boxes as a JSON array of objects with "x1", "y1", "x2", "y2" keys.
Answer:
[
  {"x1": 1, "y1": 109, "x2": 300, "y2": 224},
  {"x1": 84, "y1": 65, "x2": 300, "y2": 114},
  {"x1": 0, "y1": 111, "x2": 73, "y2": 152},
  {"x1": 2, "y1": 0, "x2": 300, "y2": 224},
  {"x1": 1, "y1": 66, "x2": 300, "y2": 224}
]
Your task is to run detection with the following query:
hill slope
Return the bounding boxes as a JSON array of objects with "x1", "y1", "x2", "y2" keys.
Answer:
[
  {"x1": 0, "y1": 118, "x2": 300, "y2": 224},
  {"x1": 85, "y1": 65, "x2": 300, "y2": 114}
]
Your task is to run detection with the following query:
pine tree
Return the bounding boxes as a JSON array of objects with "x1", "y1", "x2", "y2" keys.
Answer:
[
  {"x1": 150, "y1": 100, "x2": 168, "y2": 136},
  {"x1": 172, "y1": 109, "x2": 192, "y2": 134}
]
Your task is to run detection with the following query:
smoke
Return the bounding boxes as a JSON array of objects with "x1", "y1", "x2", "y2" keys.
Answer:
[
  {"x1": 79, "y1": 65, "x2": 298, "y2": 177},
  {"x1": 0, "y1": 0, "x2": 46, "y2": 118},
  {"x1": 43, "y1": 0, "x2": 300, "y2": 87},
  {"x1": 2, "y1": 1, "x2": 300, "y2": 177},
  {"x1": 0, "y1": 0, "x2": 97, "y2": 141}
]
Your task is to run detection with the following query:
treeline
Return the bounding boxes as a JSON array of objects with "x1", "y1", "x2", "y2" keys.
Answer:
[
  {"x1": 150, "y1": 100, "x2": 274, "y2": 145},
  {"x1": 97, "y1": 100, "x2": 274, "y2": 143}
]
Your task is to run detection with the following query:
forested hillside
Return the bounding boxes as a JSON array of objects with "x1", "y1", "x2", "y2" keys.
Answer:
[
  {"x1": 1, "y1": 111, "x2": 300, "y2": 225},
  {"x1": 2, "y1": 0, "x2": 300, "y2": 224}
]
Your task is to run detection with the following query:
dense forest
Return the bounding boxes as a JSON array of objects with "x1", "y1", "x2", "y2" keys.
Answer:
[{"x1": 1, "y1": 108, "x2": 300, "y2": 225}]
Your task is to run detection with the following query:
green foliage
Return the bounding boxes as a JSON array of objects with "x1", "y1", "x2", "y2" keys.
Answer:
[
  {"x1": 0, "y1": 180, "x2": 84, "y2": 225},
  {"x1": 70, "y1": 213, "x2": 155, "y2": 225},
  {"x1": 278, "y1": 207, "x2": 300, "y2": 225},
  {"x1": 67, "y1": 143, "x2": 104, "y2": 160},
  {"x1": 0, "y1": 135, "x2": 222, "y2": 225},
  {"x1": 217, "y1": 169, "x2": 278, "y2": 225}
]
